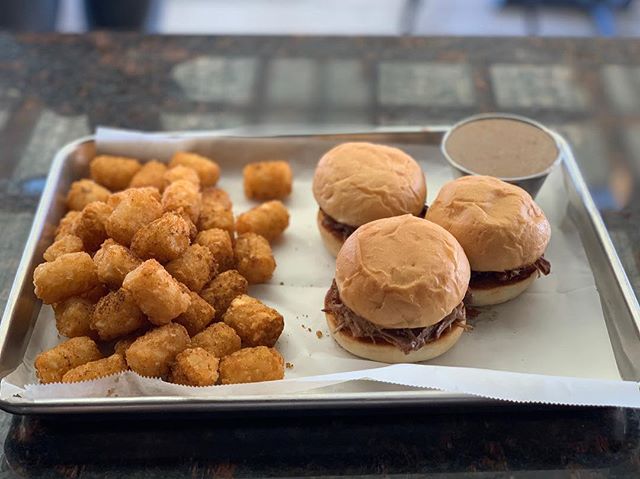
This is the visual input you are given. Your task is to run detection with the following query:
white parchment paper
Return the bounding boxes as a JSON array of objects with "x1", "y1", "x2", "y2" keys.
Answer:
[{"x1": 3, "y1": 126, "x2": 639, "y2": 407}]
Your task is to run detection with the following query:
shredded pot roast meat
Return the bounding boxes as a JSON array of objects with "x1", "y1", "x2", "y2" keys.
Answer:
[
  {"x1": 470, "y1": 256, "x2": 551, "y2": 288},
  {"x1": 320, "y1": 205, "x2": 429, "y2": 242},
  {"x1": 323, "y1": 280, "x2": 466, "y2": 355}
]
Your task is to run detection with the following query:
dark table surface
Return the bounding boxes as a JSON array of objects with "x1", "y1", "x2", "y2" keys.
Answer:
[{"x1": 0, "y1": 33, "x2": 639, "y2": 477}]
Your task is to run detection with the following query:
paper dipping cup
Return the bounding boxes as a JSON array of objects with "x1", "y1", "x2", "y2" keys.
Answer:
[{"x1": 441, "y1": 113, "x2": 563, "y2": 198}]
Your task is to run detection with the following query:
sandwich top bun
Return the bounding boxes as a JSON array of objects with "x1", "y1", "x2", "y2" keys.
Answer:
[
  {"x1": 312, "y1": 142, "x2": 426, "y2": 227},
  {"x1": 425, "y1": 175, "x2": 551, "y2": 272},
  {"x1": 335, "y1": 215, "x2": 470, "y2": 329}
]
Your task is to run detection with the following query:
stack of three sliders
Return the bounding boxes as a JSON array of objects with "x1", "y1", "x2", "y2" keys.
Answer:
[{"x1": 313, "y1": 142, "x2": 551, "y2": 363}]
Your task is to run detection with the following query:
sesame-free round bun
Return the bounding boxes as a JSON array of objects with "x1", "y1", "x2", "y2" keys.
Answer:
[
  {"x1": 469, "y1": 270, "x2": 539, "y2": 306},
  {"x1": 317, "y1": 209, "x2": 346, "y2": 257},
  {"x1": 425, "y1": 176, "x2": 551, "y2": 272},
  {"x1": 335, "y1": 215, "x2": 470, "y2": 329},
  {"x1": 326, "y1": 312, "x2": 464, "y2": 363},
  {"x1": 312, "y1": 142, "x2": 426, "y2": 227}
]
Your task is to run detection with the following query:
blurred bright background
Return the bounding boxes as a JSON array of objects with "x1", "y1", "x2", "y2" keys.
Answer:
[{"x1": 0, "y1": 0, "x2": 639, "y2": 36}]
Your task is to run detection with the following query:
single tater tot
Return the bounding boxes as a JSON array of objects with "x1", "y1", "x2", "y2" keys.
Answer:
[
  {"x1": 93, "y1": 239, "x2": 141, "y2": 289},
  {"x1": 90, "y1": 155, "x2": 142, "y2": 191},
  {"x1": 109, "y1": 186, "x2": 162, "y2": 205},
  {"x1": 66, "y1": 179, "x2": 111, "y2": 211},
  {"x1": 236, "y1": 200, "x2": 289, "y2": 242},
  {"x1": 75, "y1": 201, "x2": 113, "y2": 252},
  {"x1": 163, "y1": 165, "x2": 200, "y2": 188},
  {"x1": 122, "y1": 259, "x2": 191, "y2": 325},
  {"x1": 223, "y1": 295, "x2": 284, "y2": 347},
  {"x1": 55, "y1": 210, "x2": 82, "y2": 239},
  {"x1": 219, "y1": 346, "x2": 284, "y2": 385},
  {"x1": 33, "y1": 252, "x2": 100, "y2": 304},
  {"x1": 162, "y1": 179, "x2": 201, "y2": 224},
  {"x1": 90, "y1": 288, "x2": 147, "y2": 341},
  {"x1": 43, "y1": 234, "x2": 84, "y2": 262},
  {"x1": 125, "y1": 323, "x2": 190, "y2": 379},
  {"x1": 234, "y1": 233, "x2": 276, "y2": 284},
  {"x1": 61, "y1": 353, "x2": 127, "y2": 383},
  {"x1": 130, "y1": 212, "x2": 191, "y2": 263},
  {"x1": 190, "y1": 322, "x2": 241, "y2": 358},
  {"x1": 35, "y1": 336, "x2": 102, "y2": 384},
  {"x1": 105, "y1": 187, "x2": 163, "y2": 246},
  {"x1": 129, "y1": 160, "x2": 167, "y2": 191},
  {"x1": 170, "y1": 152, "x2": 220, "y2": 187},
  {"x1": 195, "y1": 228, "x2": 234, "y2": 272},
  {"x1": 174, "y1": 289, "x2": 215, "y2": 336},
  {"x1": 202, "y1": 187, "x2": 232, "y2": 210},
  {"x1": 197, "y1": 201, "x2": 234, "y2": 235},
  {"x1": 170, "y1": 347, "x2": 219, "y2": 386},
  {"x1": 200, "y1": 270, "x2": 248, "y2": 320},
  {"x1": 53, "y1": 296, "x2": 96, "y2": 338},
  {"x1": 243, "y1": 161, "x2": 292, "y2": 200},
  {"x1": 165, "y1": 244, "x2": 216, "y2": 293}
]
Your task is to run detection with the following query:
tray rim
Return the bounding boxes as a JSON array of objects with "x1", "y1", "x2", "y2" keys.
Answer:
[{"x1": 1, "y1": 125, "x2": 638, "y2": 415}]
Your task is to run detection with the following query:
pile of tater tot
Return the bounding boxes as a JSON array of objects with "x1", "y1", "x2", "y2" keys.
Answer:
[{"x1": 33, "y1": 152, "x2": 293, "y2": 387}]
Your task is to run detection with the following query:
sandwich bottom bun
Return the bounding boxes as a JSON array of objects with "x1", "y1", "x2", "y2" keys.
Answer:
[
  {"x1": 317, "y1": 209, "x2": 347, "y2": 257},
  {"x1": 326, "y1": 312, "x2": 464, "y2": 363},
  {"x1": 468, "y1": 270, "x2": 539, "y2": 306}
]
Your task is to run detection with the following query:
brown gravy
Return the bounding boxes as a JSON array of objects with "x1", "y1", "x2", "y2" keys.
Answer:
[{"x1": 445, "y1": 118, "x2": 559, "y2": 178}]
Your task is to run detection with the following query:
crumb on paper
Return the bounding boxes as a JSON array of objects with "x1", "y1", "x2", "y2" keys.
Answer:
[
  {"x1": 285, "y1": 362, "x2": 294, "y2": 369},
  {"x1": 301, "y1": 324, "x2": 305, "y2": 329},
  {"x1": 307, "y1": 327, "x2": 312, "y2": 332},
  {"x1": 316, "y1": 330, "x2": 323, "y2": 339},
  {"x1": 279, "y1": 281, "x2": 284, "y2": 286}
]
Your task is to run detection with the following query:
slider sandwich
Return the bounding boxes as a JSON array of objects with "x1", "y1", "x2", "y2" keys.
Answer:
[{"x1": 313, "y1": 142, "x2": 427, "y2": 256}]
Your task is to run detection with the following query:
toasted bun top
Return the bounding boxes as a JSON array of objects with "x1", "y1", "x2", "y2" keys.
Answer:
[
  {"x1": 312, "y1": 142, "x2": 426, "y2": 226},
  {"x1": 425, "y1": 176, "x2": 551, "y2": 271},
  {"x1": 335, "y1": 215, "x2": 470, "y2": 329}
]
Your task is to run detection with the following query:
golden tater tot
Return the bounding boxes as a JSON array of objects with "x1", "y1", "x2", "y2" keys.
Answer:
[
  {"x1": 195, "y1": 228, "x2": 234, "y2": 272},
  {"x1": 66, "y1": 179, "x2": 111, "y2": 211},
  {"x1": 163, "y1": 165, "x2": 200, "y2": 188},
  {"x1": 90, "y1": 289, "x2": 147, "y2": 341},
  {"x1": 35, "y1": 336, "x2": 102, "y2": 384},
  {"x1": 43, "y1": 234, "x2": 84, "y2": 262},
  {"x1": 170, "y1": 152, "x2": 220, "y2": 187},
  {"x1": 122, "y1": 259, "x2": 191, "y2": 325},
  {"x1": 130, "y1": 212, "x2": 191, "y2": 263},
  {"x1": 234, "y1": 233, "x2": 276, "y2": 284},
  {"x1": 223, "y1": 295, "x2": 284, "y2": 347},
  {"x1": 174, "y1": 289, "x2": 215, "y2": 336},
  {"x1": 129, "y1": 160, "x2": 167, "y2": 191},
  {"x1": 197, "y1": 201, "x2": 234, "y2": 235},
  {"x1": 202, "y1": 187, "x2": 232, "y2": 210},
  {"x1": 61, "y1": 353, "x2": 127, "y2": 383},
  {"x1": 53, "y1": 296, "x2": 96, "y2": 338},
  {"x1": 90, "y1": 155, "x2": 142, "y2": 191},
  {"x1": 93, "y1": 239, "x2": 141, "y2": 289},
  {"x1": 243, "y1": 161, "x2": 292, "y2": 200},
  {"x1": 190, "y1": 322, "x2": 241, "y2": 358},
  {"x1": 109, "y1": 186, "x2": 162, "y2": 204},
  {"x1": 170, "y1": 347, "x2": 219, "y2": 386},
  {"x1": 55, "y1": 210, "x2": 81, "y2": 239},
  {"x1": 165, "y1": 244, "x2": 216, "y2": 293},
  {"x1": 125, "y1": 323, "x2": 190, "y2": 379},
  {"x1": 105, "y1": 187, "x2": 163, "y2": 246},
  {"x1": 219, "y1": 346, "x2": 284, "y2": 385},
  {"x1": 236, "y1": 200, "x2": 289, "y2": 241},
  {"x1": 33, "y1": 252, "x2": 100, "y2": 304},
  {"x1": 75, "y1": 201, "x2": 112, "y2": 252},
  {"x1": 162, "y1": 179, "x2": 201, "y2": 224},
  {"x1": 200, "y1": 270, "x2": 248, "y2": 320}
]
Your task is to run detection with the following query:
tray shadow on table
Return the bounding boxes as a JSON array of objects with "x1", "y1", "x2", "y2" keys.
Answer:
[{"x1": 3, "y1": 407, "x2": 639, "y2": 477}]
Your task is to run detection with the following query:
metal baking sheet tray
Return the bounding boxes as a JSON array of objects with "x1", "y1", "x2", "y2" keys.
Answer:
[{"x1": 1, "y1": 126, "x2": 638, "y2": 414}]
